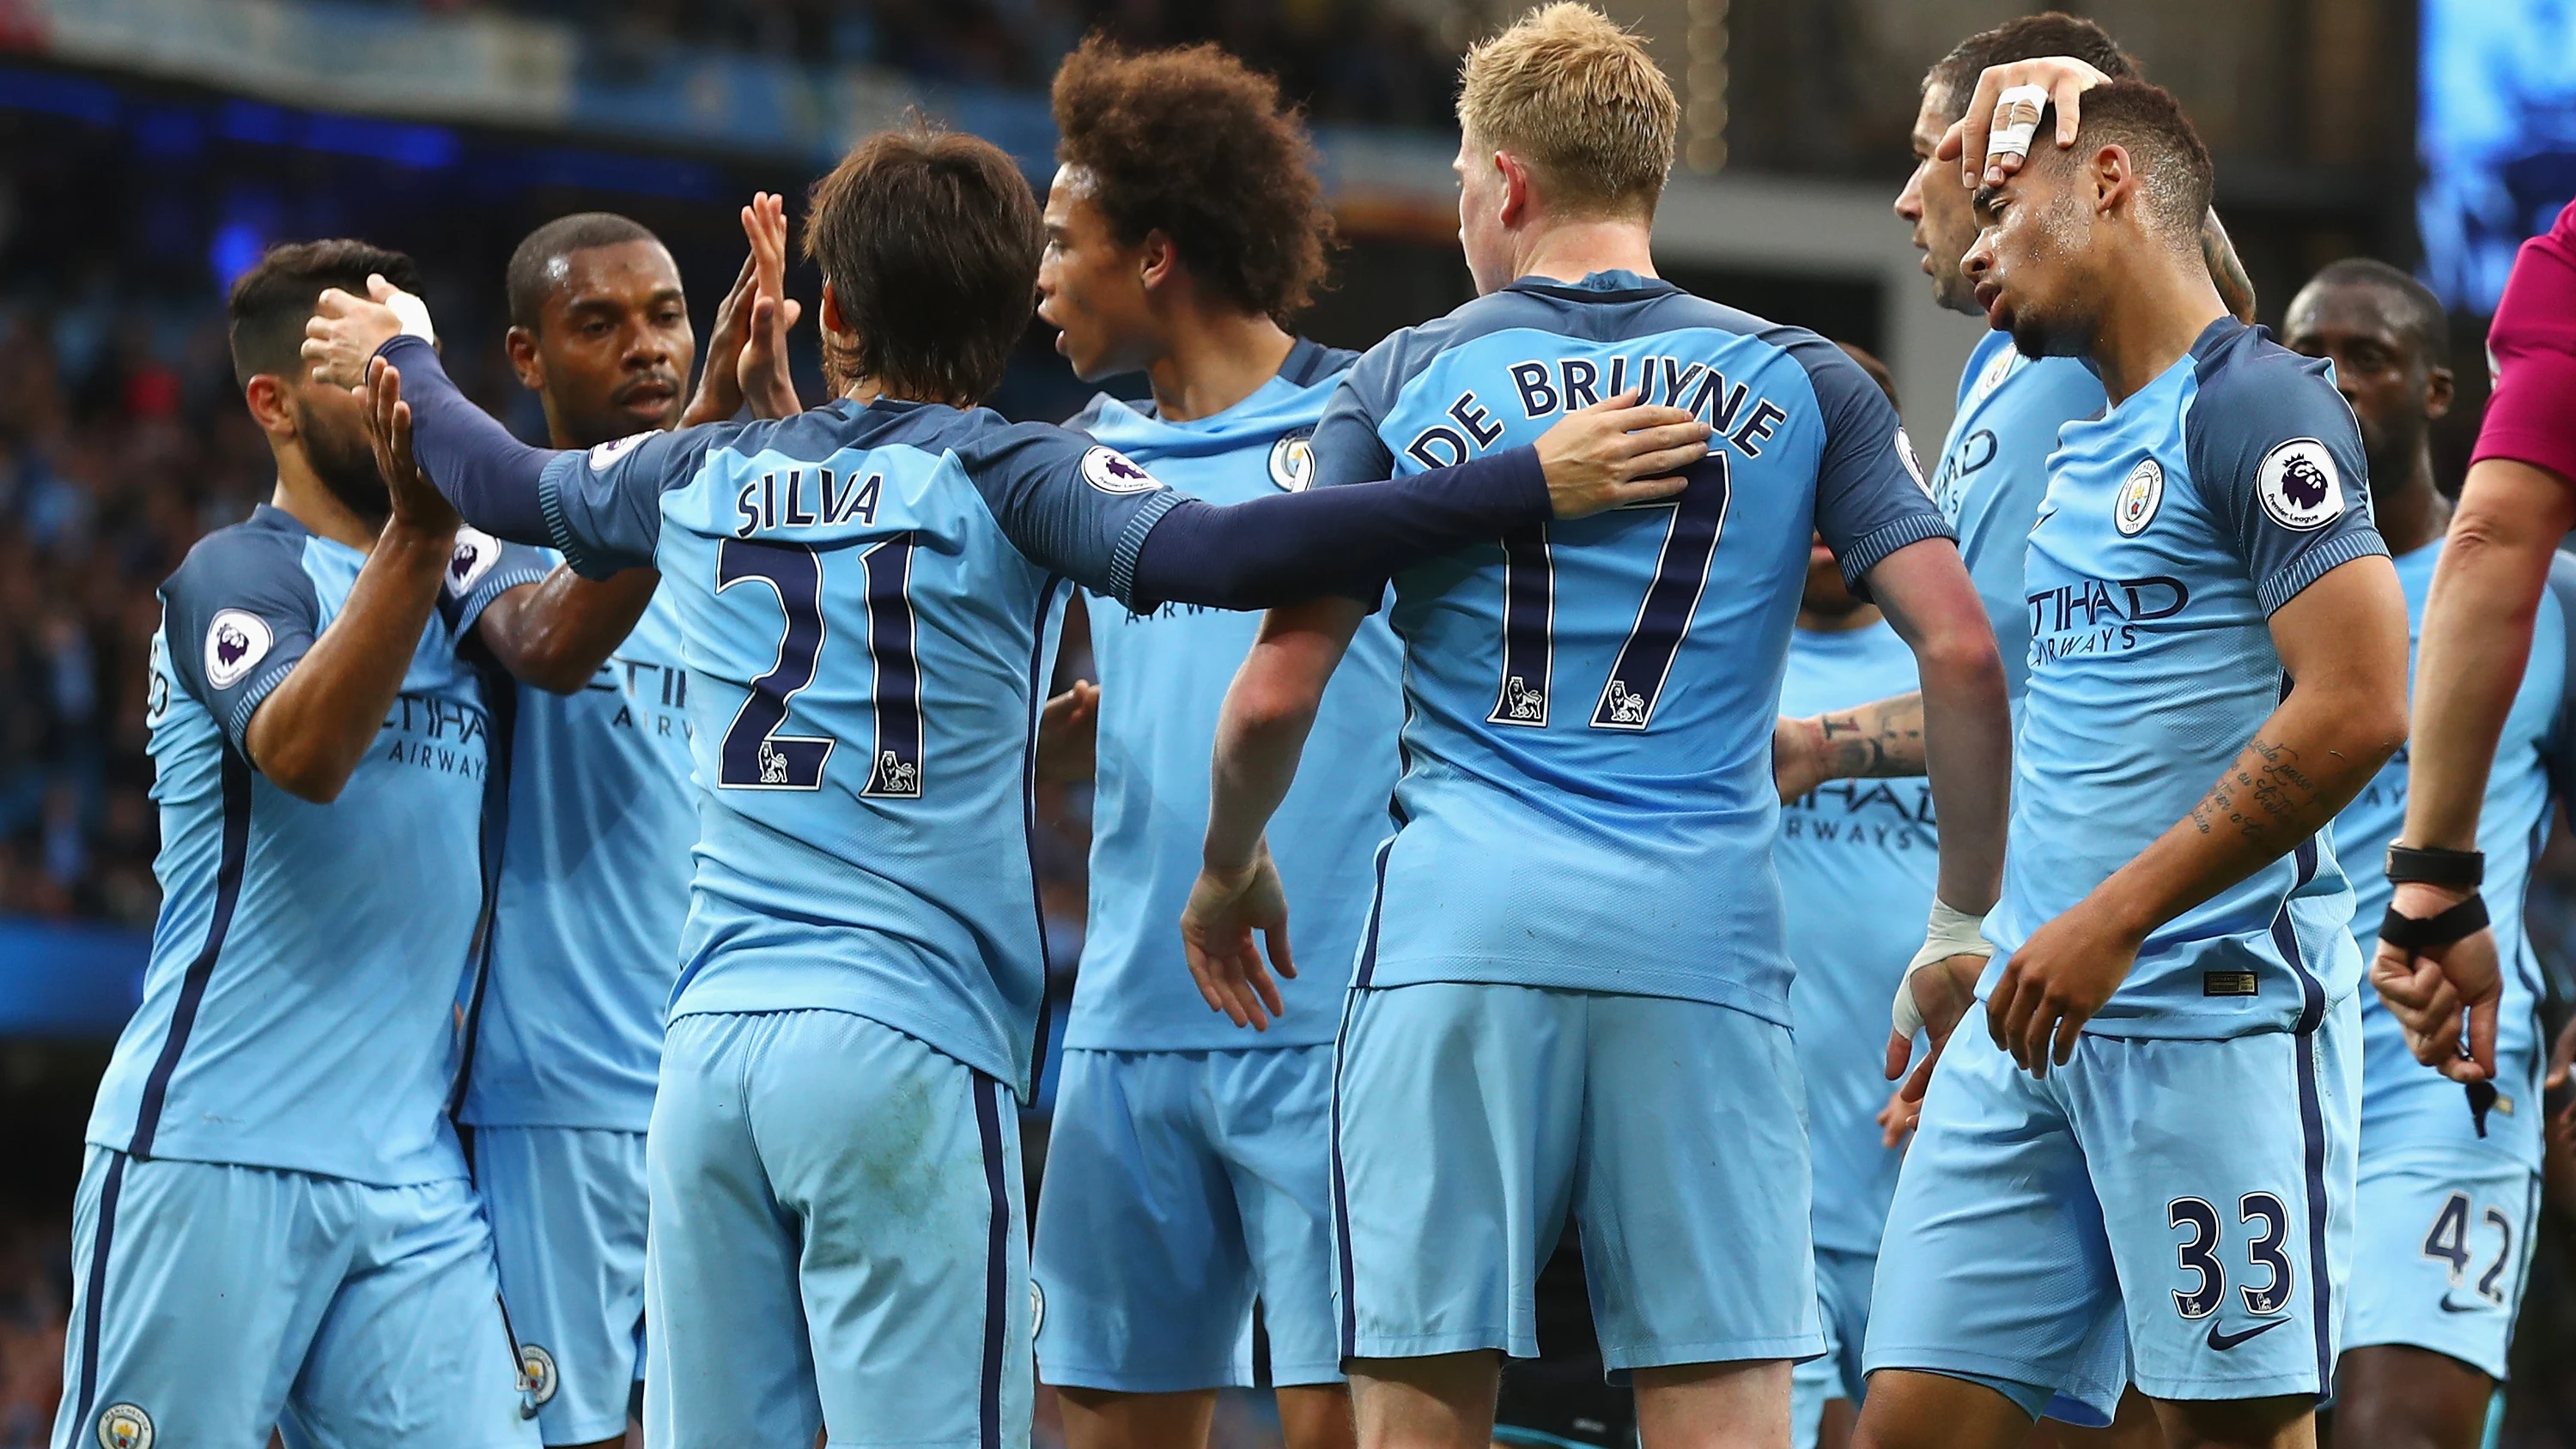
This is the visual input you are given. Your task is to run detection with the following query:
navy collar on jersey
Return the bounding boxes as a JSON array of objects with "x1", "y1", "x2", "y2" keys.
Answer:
[
  {"x1": 2187, "y1": 314, "x2": 2257, "y2": 363},
  {"x1": 1504, "y1": 270, "x2": 1681, "y2": 305},
  {"x1": 245, "y1": 502, "x2": 310, "y2": 537},
  {"x1": 1101, "y1": 336, "x2": 1340, "y2": 424}
]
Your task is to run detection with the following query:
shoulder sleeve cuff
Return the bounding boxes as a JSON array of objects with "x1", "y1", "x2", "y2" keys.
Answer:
[
  {"x1": 222, "y1": 655, "x2": 303, "y2": 757},
  {"x1": 2472, "y1": 349, "x2": 2576, "y2": 488},
  {"x1": 1104, "y1": 488, "x2": 1186, "y2": 611},
  {"x1": 538, "y1": 452, "x2": 615, "y2": 580},
  {"x1": 2257, "y1": 530, "x2": 2391, "y2": 615},
  {"x1": 1838, "y1": 511, "x2": 1958, "y2": 591},
  {"x1": 452, "y1": 561, "x2": 552, "y2": 637}
]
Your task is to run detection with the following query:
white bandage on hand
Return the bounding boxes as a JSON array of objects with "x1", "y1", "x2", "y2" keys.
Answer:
[
  {"x1": 1893, "y1": 899, "x2": 1993, "y2": 1039},
  {"x1": 1986, "y1": 82, "x2": 2052, "y2": 170},
  {"x1": 383, "y1": 285, "x2": 438, "y2": 346}
]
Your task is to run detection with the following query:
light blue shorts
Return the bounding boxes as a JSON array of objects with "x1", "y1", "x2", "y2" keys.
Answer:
[
  {"x1": 2339, "y1": 1143, "x2": 2540, "y2": 1380},
  {"x1": 643, "y1": 1009, "x2": 1030, "y2": 1449},
  {"x1": 52, "y1": 1148, "x2": 534, "y2": 1449},
  {"x1": 1332, "y1": 983, "x2": 1820, "y2": 1370},
  {"x1": 1867, "y1": 995, "x2": 2360, "y2": 1413},
  {"x1": 1790, "y1": 1247, "x2": 1874, "y2": 1449},
  {"x1": 1033, "y1": 1045, "x2": 1340, "y2": 1391},
  {"x1": 476, "y1": 1125, "x2": 648, "y2": 1446}
]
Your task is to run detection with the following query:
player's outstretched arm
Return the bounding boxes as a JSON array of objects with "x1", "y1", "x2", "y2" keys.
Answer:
[
  {"x1": 2375, "y1": 458, "x2": 2576, "y2": 1078},
  {"x1": 1992, "y1": 556, "x2": 2409, "y2": 1076},
  {"x1": 243, "y1": 372, "x2": 461, "y2": 803},
  {"x1": 1862, "y1": 537, "x2": 2011, "y2": 1100},
  {"x1": 1772, "y1": 690, "x2": 1927, "y2": 800},
  {"x1": 1182, "y1": 597, "x2": 1369, "y2": 1031},
  {"x1": 680, "y1": 192, "x2": 805, "y2": 427},
  {"x1": 474, "y1": 567, "x2": 662, "y2": 694}
]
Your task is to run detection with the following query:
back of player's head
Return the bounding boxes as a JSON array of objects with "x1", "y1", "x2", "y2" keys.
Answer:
[
  {"x1": 1926, "y1": 14, "x2": 2136, "y2": 122},
  {"x1": 1457, "y1": 3, "x2": 1678, "y2": 219},
  {"x1": 228, "y1": 239, "x2": 422, "y2": 391},
  {"x1": 805, "y1": 124, "x2": 1042, "y2": 405},
  {"x1": 2300, "y1": 257, "x2": 2451, "y2": 361},
  {"x1": 2036, "y1": 80, "x2": 2210, "y2": 248},
  {"x1": 1052, "y1": 36, "x2": 1331, "y2": 324},
  {"x1": 507, "y1": 212, "x2": 660, "y2": 330}
]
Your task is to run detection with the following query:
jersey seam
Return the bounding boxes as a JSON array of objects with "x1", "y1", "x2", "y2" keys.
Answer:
[
  {"x1": 1838, "y1": 512, "x2": 1956, "y2": 588},
  {"x1": 2257, "y1": 530, "x2": 2391, "y2": 615}
]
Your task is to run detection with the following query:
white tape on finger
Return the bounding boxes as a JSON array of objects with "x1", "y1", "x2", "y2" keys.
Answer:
[{"x1": 1986, "y1": 82, "x2": 2052, "y2": 167}]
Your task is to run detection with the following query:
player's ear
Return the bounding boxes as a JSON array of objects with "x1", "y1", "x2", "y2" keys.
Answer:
[
  {"x1": 1137, "y1": 229, "x2": 1178, "y2": 295},
  {"x1": 242, "y1": 373, "x2": 298, "y2": 442},
  {"x1": 819, "y1": 282, "x2": 849, "y2": 342},
  {"x1": 2425, "y1": 362, "x2": 2457, "y2": 421},
  {"x1": 1496, "y1": 149, "x2": 1533, "y2": 227},
  {"x1": 504, "y1": 324, "x2": 545, "y2": 393},
  {"x1": 2091, "y1": 142, "x2": 2137, "y2": 219}
]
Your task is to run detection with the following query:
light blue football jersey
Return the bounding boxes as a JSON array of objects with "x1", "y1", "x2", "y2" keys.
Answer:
[
  {"x1": 1309, "y1": 270, "x2": 1952, "y2": 1021},
  {"x1": 1990, "y1": 318, "x2": 2389, "y2": 1038},
  {"x1": 88, "y1": 505, "x2": 545, "y2": 1185},
  {"x1": 460, "y1": 562, "x2": 697, "y2": 1132},
  {"x1": 1064, "y1": 340, "x2": 1404, "y2": 1052},
  {"x1": 1777, "y1": 620, "x2": 1932, "y2": 1256},
  {"x1": 2331, "y1": 543, "x2": 2576, "y2": 1166},
  {"x1": 534, "y1": 400, "x2": 1197, "y2": 1091},
  {"x1": 1930, "y1": 330, "x2": 2108, "y2": 702}
]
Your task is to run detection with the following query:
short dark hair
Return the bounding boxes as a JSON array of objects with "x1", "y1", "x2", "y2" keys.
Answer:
[
  {"x1": 2300, "y1": 257, "x2": 2452, "y2": 362},
  {"x1": 1052, "y1": 35, "x2": 1333, "y2": 324},
  {"x1": 1926, "y1": 13, "x2": 2137, "y2": 123},
  {"x1": 2035, "y1": 80, "x2": 2212, "y2": 246},
  {"x1": 804, "y1": 124, "x2": 1042, "y2": 405},
  {"x1": 228, "y1": 239, "x2": 422, "y2": 391},
  {"x1": 507, "y1": 212, "x2": 660, "y2": 330}
]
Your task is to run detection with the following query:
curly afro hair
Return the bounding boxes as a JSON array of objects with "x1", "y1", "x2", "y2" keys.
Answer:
[{"x1": 1051, "y1": 35, "x2": 1334, "y2": 324}]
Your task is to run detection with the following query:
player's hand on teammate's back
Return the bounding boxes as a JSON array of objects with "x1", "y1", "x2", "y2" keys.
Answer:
[
  {"x1": 302, "y1": 276, "x2": 428, "y2": 391},
  {"x1": 1532, "y1": 388, "x2": 1710, "y2": 518},
  {"x1": 1937, "y1": 55, "x2": 2111, "y2": 188},
  {"x1": 362, "y1": 357, "x2": 461, "y2": 537},
  {"x1": 1180, "y1": 842, "x2": 1295, "y2": 1031},
  {"x1": 1883, "y1": 953, "x2": 1980, "y2": 1118},
  {"x1": 2371, "y1": 881, "x2": 2503, "y2": 1082},
  {"x1": 1035, "y1": 681, "x2": 1100, "y2": 785},
  {"x1": 1987, "y1": 897, "x2": 2138, "y2": 1076}
]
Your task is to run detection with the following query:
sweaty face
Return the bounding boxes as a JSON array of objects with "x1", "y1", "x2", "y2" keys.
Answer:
[
  {"x1": 1959, "y1": 149, "x2": 2096, "y2": 361},
  {"x1": 2283, "y1": 282, "x2": 2444, "y2": 488},
  {"x1": 532, "y1": 240, "x2": 694, "y2": 447},
  {"x1": 1894, "y1": 88, "x2": 1983, "y2": 317},
  {"x1": 1036, "y1": 167, "x2": 1154, "y2": 383},
  {"x1": 1454, "y1": 136, "x2": 1514, "y2": 297},
  {"x1": 291, "y1": 377, "x2": 389, "y2": 520}
]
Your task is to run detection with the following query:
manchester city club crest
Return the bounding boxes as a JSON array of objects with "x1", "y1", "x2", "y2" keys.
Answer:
[
  {"x1": 519, "y1": 1342, "x2": 560, "y2": 1408},
  {"x1": 96, "y1": 1404, "x2": 153, "y2": 1449},
  {"x1": 2114, "y1": 457, "x2": 2165, "y2": 537},
  {"x1": 1268, "y1": 427, "x2": 1317, "y2": 492}
]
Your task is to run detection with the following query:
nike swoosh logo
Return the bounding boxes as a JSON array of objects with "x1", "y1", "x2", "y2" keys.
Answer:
[
  {"x1": 2439, "y1": 1294, "x2": 2491, "y2": 1313},
  {"x1": 2205, "y1": 1319, "x2": 2293, "y2": 1351}
]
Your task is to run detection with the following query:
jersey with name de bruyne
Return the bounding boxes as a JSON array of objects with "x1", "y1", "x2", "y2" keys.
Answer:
[
  {"x1": 1066, "y1": 339, "x2": 1405, "y2": 1052},
  {"x1": 89, "y1": 505, "x2": 545, "y2": 1185},
  {"x1": 1308, "y1": 270, "x2": 1952, "y2": 1023},
  {"x1": 1992, "y1": 318, "x2": 2387, "y2": 1037},
  {"x1": 535, "y1": 400, "x2": 1201, "y2": 1094}
]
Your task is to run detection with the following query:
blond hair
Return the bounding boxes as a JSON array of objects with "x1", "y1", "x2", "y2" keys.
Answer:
[{"x1": 1456, "y1": 3, "x2": 1678, "y2": 217}]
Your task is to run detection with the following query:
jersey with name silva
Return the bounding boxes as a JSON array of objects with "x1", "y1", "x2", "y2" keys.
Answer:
[
  {"x1": 1931, "y1": 330, "x2": 2108, "y2": 704},
  {"x1": 1309, "y1": 270, "x2": 1951, "y2": 1020},
  {"x1": 460, "y1": 559, "x2": 696, "y2": 1133},
  {"x1": 1065, "y1": 341, "x2": 1404, "y2": 1052},
  {"x1": 1778, "y1": 619, "x2": 1933, "y2": 1256},
  {"x1": 2331, "y1": 544, "x2": 2576, "y2": 1166},
  {"x1": 89, "y1": 505, "x2": 544, "y2": 1185},
  {"x1": 1990, "y1": 318, "x2": 2387, "y2": 1038},
  {"x1": 536, "y1": 400, "x2": 1190, "y2": 1092}
]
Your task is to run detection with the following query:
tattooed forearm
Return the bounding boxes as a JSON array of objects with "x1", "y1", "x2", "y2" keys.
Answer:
[
  {"x1": 2201, "y1": 207, "x2": 2257, "y2": 324},
  {"x1": 2186, "y1": 736, "x2": 2330, "y2": 842},
  {"x1": 1818, "y1": 694, "x2": 1929, "y2": 779}
]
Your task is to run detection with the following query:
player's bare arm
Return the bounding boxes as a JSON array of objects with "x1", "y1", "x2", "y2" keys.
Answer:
[
  {"x1": 1772, "y1": 691, "x2": 1926, "y2": 801},
  {"x1": 1856, "y1": 537, "x2": 2012, "y2": 1100},
  {"x1": 1183, "y1": 596, "x2": 1369, "y2": 1032},
  {"x1": 2375, "y1": 457, "x2": 2576, "y2": 1079},
  {"x1": 243, "y1": 367, "x2": 460, "y2": 803},
  {"x1": 1036, "y1": 678, "x2": 1101, "y2": 786},
  {"x1": 1990, "y1": 555, "x2": 2409, "y2": 1075}
]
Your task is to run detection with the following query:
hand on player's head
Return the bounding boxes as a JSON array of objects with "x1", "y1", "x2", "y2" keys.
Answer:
[
  {"x1": 1534, "y1": 389, "x2": 1710, "y2": 518},
  {"x1": 1937, "y1": 55, "x2": 2112, "y2": 190},
  {"x1": 304, "y1": 275, "x2": 428, "y2": 391}
]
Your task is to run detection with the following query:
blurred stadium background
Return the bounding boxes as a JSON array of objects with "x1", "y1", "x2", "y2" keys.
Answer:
[{"x1": 0, "y1": 0, "x2": 2572, "y2": 1443}]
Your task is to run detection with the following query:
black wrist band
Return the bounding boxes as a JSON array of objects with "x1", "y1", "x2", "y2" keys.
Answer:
[
  {"x1": 2387, "y1": 844, "x2": 2484, "y2": 888},
  {"x1": 2379, "y1": 894, "x2": 2490, "y2": 951}
]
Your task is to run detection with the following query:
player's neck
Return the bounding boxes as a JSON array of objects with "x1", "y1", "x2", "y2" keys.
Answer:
[
  {"x1": 2371, "y1": 446, "x2": 2452, "y2": 555},
  {"x1": 1508, "y1": 218, "x2": 1658, "y2": 289},
  {"x1": 1145, "y1": 311, "x2": 1297, "y2": 424},
  {"x1": 1797, "y1": 601, "x2": 1883, "y2": 633},
  {"x1": 2087, "y1": 250, "x2": 2229, "y2": 406},
  {"x1": 270, "y1": 469, "x2": 382, "y2": 553}
]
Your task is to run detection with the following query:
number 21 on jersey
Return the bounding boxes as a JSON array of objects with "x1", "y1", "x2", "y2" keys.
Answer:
[{"x1": 715, "y1": 536, "x2": 924, "y2": 797}]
